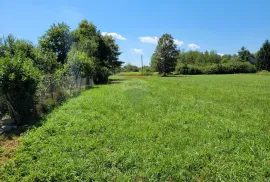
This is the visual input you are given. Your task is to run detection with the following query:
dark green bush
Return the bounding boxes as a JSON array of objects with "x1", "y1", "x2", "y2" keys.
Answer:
[
  {"x1": 0, "y1": 96, "x2": 8, "y2": 117},
  {"x1": 0, "y1": 55, "x2": 41, "y2": 124},
  {"x1": 176, "y1": 64, "x2": 202, "y2": 75},
  {"x1": 94, "y1": 67, "x2": 111, "y2": 84},
  {"x1": 176, "y1": 62, "x2": 256, "y2": 75},
  {"x1": 36, "y1": 89, "x2": 69, "y2": 115}
]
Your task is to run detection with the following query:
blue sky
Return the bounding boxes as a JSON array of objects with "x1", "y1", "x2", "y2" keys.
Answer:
[{"x1": 1, "y1": 0, "x2": 270, "y2": 66}]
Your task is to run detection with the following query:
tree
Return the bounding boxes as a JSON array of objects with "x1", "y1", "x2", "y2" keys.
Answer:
[
  {"x1": 35, "y1": 49, "x2": 61, "y2": 98},
  {"x1": 123, "y1": 64, "x2": 139, "y2": 72},
  {"x1": 151, "y1": 34, "x2": 179, "y2": 76},
  {"x1": 256, "y1": 40, "x2": 270, "y2": 71},
  {"x1": 150, "y1": 52, "x2": 159, "y2": 71},
  {"x1": 71, "y1": 20, "x2": 122, "y2": 83},
  {"x1": 238, "y1": 46, "x2": 251, "y2": 62},
  {"x1": 99, "y1": 35, "x2": 123, "y2": 73},
  {"x1": 39, "y1": 22, "x2": 71, "y2": 64},
  {"x1": 0, "y1": 34, "x2": 36, "y2": 60}
]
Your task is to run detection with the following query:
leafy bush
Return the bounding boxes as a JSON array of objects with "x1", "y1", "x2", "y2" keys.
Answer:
[
  {"x1": 140, "y1": 66, "x2": 154, "y2": 76},
  {"x1": 175, "y1": 63, "x2": 202, "y2": 75},
  {"x1": 36, "y1": 90, "x2": 68, "y2": 114},
  {"x1": 176, "y1": 61, "x2": 256, "y2": 75},
  {"x1": 94, "y1": 67, "x2": 111, "y2": 84},
  {"x1": 0, "y1": 55, "x2": 41, "y2": 124}
]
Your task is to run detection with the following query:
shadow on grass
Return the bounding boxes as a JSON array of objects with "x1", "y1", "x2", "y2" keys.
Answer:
[
  {"x1": 108, "y1": 78, "x2": 127, "y2": 85},
  {"x1": 158, "y1": 75, "x2": 191, "y2": 77}
]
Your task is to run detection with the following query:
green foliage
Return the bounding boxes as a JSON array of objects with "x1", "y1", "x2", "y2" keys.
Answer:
[
  {"x1": 99, "y1": 35, "x2": 123, "y2": 71},
  {"x1": 122, "y1": 64, "x2": 139, "y2": 72},
  {"x1": 238, "y1": 46, "x2": 251, "y2": 62},
  {"x1": 0, "y1": 54, "x2": 40, "y2": 124},
  {"x1": 176, "y1": 63, "x2": 202, "y2": 75},
  {"x1": 151, "y1": 34, "x2": 179, "y2": 75},
  {"x1": 256, "y1": 40, "x2": 270, "y2": 71},
  {"x1": 176, "y1": 61, "x2": 256, "y2": 75},
  {"x1": 175, "y1": 48, "x2": 257, "y2": 75},
  {"x1": 70, "y1": 20, "x2": 122, "y2": 84},
  {"x1": 140, "y1": 66, "x2": 154, "y2": 76},
  {"x1": 94, "y1": 67, "x2": 111, "y2": 84},
  {"x1": 177, "y1": 50, "x2": 222, "y2": 66},
  {"x1": 150, "y1": 52, "x2": 159, "y2": 71},
  {"x1": 2, "y1": 75, "x2": 270, "y2": 181},
  {"x1": 0, "y1": 19, "x2": 123, "y2": 123},
  {"x1": 39, "y1": 22, "x2": 71, "y2": 64},
  {"x1": 0, "y1": 35, "x2": 36, "y2": 60}
]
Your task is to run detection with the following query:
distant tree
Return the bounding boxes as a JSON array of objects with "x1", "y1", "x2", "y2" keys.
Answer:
[
  {"x1": 150, "y1": 52, "x2": 159, "y2": 71},
  {"x1": 222, "y1": 54, "x2": 232, "y2": 61},
  {"x1": 256, "y1": 40, "x2": 270, "y2": 71},
  {"x1": 151, "y1": 34, "x2": 179, "y2": 76},
  {"x1": 123, "y1": 64, "x2": 139, "y2": 72},
  {"x1": 238, "y1": 46, "x2": 251, "y2": 62},
  {"x1": 208, "y1": 51, "x2": 221, "y2": 64},
  {"x1": 39, "y1": 22, "x2": 71, "y2": 64}
]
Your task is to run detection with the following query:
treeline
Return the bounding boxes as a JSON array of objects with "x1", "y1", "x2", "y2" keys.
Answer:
[
  {"x1": 150, "y1": 34, "x2": 270, "y2": 75},
  {"x1": 0, "y1": 20, "x2": 123, "y2": 125},
  {"x1": 175, "y1": 49, "x2": 256, "y2": 74}
]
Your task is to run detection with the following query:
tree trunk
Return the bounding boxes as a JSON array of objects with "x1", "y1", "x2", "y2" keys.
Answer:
[{"x1": 5, "y1": 94, "x2": 20, "y2": 125}]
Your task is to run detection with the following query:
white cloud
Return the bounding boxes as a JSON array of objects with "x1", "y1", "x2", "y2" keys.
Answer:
[
  {"x1": 188, "y1": 43, "x2": 200, "y2": 50},
  {"x1": 101, "y1": 32, "x2": 127, "y2": 40},
  {"x1": 139, "y1": 36, "x2": 159, "y2": 44},
  {"x1": 130, "y1": 48, "x2": 144, "y2": 55},
  {"x1": 174, "y1": 39, "x2": 184, "y2": 46}
]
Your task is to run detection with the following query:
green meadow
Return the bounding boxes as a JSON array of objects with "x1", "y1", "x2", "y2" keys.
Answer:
[{"x1": 2, "y1": 74, "x2": 270, "y2": 181}]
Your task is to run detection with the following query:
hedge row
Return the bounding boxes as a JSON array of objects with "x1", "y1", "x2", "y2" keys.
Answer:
[{"x1": 175, "y1": 61, "x2": 256, "y2": 75}]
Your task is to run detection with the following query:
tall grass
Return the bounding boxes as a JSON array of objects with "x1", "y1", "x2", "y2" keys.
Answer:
[{"x1": 2, "y1": 74, "x2": 270, "y2": 181}]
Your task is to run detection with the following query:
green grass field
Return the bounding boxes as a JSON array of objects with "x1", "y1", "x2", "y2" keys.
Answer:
[{"x1": 2, "y1": 74, "x2": 270, "y2": 181}]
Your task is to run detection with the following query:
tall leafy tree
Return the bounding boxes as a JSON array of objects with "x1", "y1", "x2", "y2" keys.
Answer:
[
  {"x1": 99, "y1": 35, "x2": 123, "y2": 72},
  {"x1": 151, "y1": 34, "x2": 179, "y2": 76},
  {"x1": 256, "y1": 40, "x2": 270, "y2": 71},
  {"x1": 39, "y1": 22, "x2": 71, "y2": 64},
  {"x1": 238, "y1": 46, "x2": 251, "y2": 62}
]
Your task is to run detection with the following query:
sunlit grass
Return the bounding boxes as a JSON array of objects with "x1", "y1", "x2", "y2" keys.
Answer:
[{"x1": 2, "y1": 74, "x2": 270, "y2": 181}]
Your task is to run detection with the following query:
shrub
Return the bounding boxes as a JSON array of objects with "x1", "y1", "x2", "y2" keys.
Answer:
[
  {"x1": 175, "y1": 63, "x2": 202, "y2": 75},
  {"x1": 176, "y1": 62, "x2": 256, "y2": 75},
  {"x1": 94, "y1": 67, "x2": 111, "y2": 84},
  {"x1": 141, "y1": 66, "x2": 154, "y2": 76},
  {"x1": 36, "y1": 90, "x2": 68, "y2": 115},
  {"x1": 0, "y1": 55, "x2": 41, "y2": 124}
]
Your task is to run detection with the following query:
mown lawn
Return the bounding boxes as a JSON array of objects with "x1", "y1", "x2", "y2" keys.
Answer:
[{"x1": 1, "y1": 74, "x2": 270, "y2": 181}]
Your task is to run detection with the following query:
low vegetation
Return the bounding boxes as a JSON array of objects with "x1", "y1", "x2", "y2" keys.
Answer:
[{"x1": 2, "y1": 74, "x2": 270, "y2": 181}]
